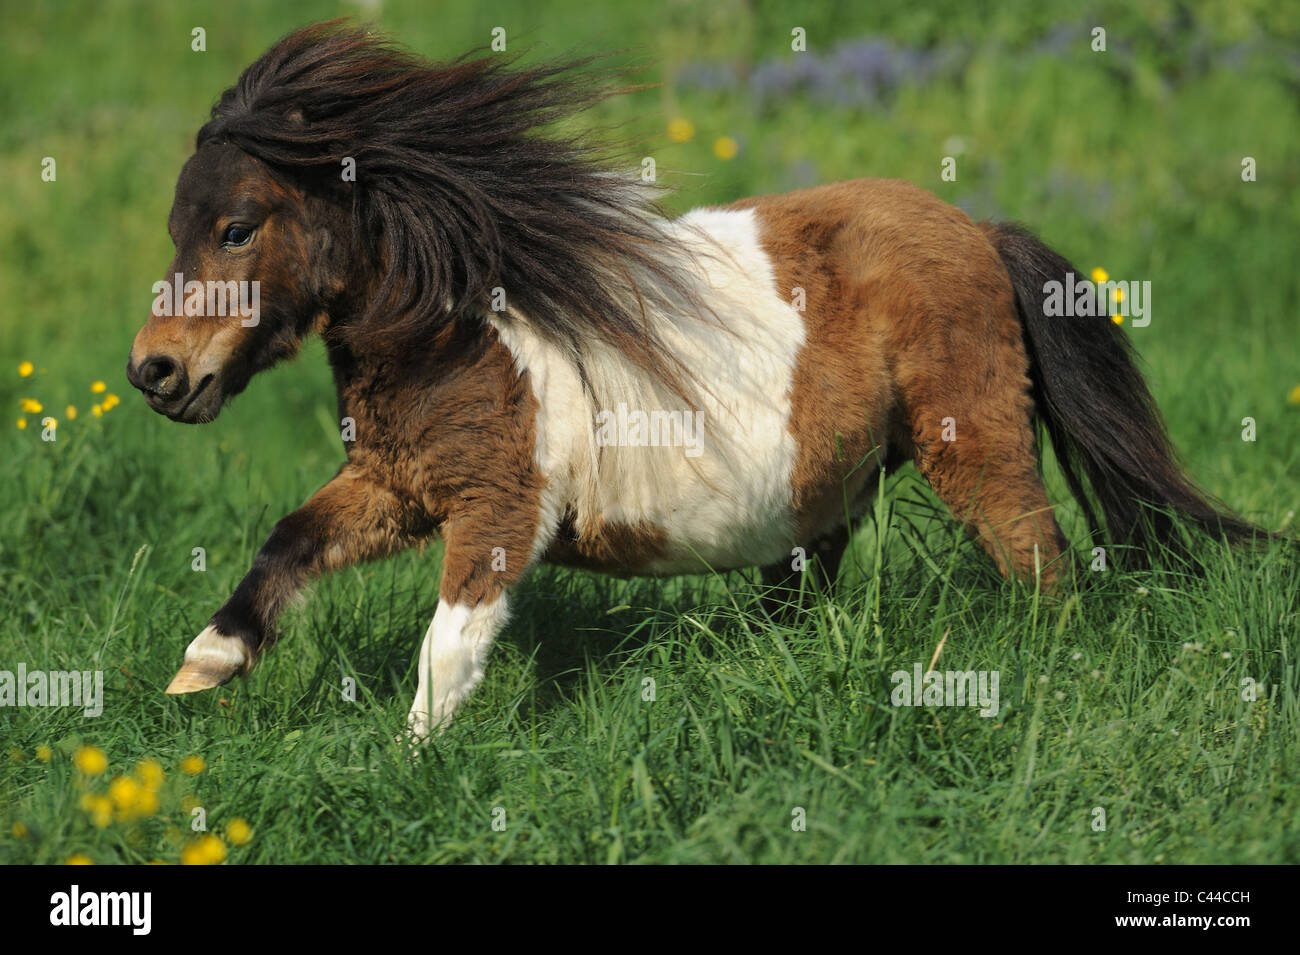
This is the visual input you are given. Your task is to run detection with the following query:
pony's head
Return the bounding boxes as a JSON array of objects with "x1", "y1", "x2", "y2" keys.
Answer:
[
  {"x1": 128, "y1": 19, "x2": 705, "y2": 423},
  {"x1": 126, "y1": 142, "x2": 340, "y2": 422}
]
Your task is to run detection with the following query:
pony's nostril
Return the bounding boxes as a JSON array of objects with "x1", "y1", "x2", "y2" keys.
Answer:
[
  {"x1": 138, "y1": 356, "x2": 175, "y2": 388},
  {"x1": 138, "y1": 356, "x2": 186, "y2": 399}
]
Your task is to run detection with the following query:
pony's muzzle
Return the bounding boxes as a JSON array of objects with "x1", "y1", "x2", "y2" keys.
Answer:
[{"x1": 126, "y1": 354, "x2": 220, "y2": 422}]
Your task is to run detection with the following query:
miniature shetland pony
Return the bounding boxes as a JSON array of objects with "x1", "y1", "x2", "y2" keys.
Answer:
[{"x1": 127, "y1": 22, "x2": 1260, "y2": 738}]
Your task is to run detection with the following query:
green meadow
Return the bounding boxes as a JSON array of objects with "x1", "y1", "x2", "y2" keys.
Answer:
[{"x1": 1, "y1": 0, "x2": 1297, "y2": 863}]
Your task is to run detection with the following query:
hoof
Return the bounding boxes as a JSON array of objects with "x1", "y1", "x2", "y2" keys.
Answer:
[
  {"x1": 402, "y1": 706, "x2": 454, "y2": 745},
  {"x1": 403, "y1": 710, "x2": 432, "y2": 745},
  {"x1": 165, "y1": 625, "x2": 248, "y2": 695}
]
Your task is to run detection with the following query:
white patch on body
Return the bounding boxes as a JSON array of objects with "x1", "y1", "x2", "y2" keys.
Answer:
[
  {"x1": 407, "y1": 596, "x2": 511, "y2": 738},
  {"x1": 488, "y1": 206, "x2": 804, "y2": 575}
]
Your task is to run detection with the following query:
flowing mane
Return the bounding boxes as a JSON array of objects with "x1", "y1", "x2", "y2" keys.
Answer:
[{"x1": 196, "y1": 20, "x2": 703, "y2": 396}]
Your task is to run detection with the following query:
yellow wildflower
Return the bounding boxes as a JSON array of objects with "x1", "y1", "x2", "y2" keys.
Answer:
[
  {"x1": 66, "y1": 405, "x2": 77, "y2": 420},
  {"x1": 1111, "y1": 314, "x2": 1124, "y2": 325},
  {"x1": 102, "y1": 393, "x2": 120, "y2": 410},
  {"x1": 35, "y1": 744, "x2": 51, "y2": 762},
  {"x1": 108, "y1": 775, "x2": 144, "y2": 820},
  {"x1": 91, "y1": 380, "x2": 106, "y2": 393},
  {"x1": 92, "y1": 404, "x2": 103, "y2": 417},
  {"x1": 1091, "y1": 267, "x2": 1108, "y2": 283},
  {"x1": 135, "y1": 758, "x2": 165, "y2": 791},
  {"x1": 667, "y1": 117, "x2": 695, "y2": 143},
  {"x1": 17, "y1": 418, "x2": 26, "y2": 429},
  {"x1": 180, "y1": 754, "x2": 205, "y2": 775},
  {"x1": 74, "y1": 745, "x2": 107, "y2": 775},
  {"x1": 20, "y1": 398, "x2": 42, "y2": 413},
  {"x1": 66, "y1": 853, "x2": 94, "y2": 865},
  {"x1": 226, "y1": 818, "x2": 252, "y2": 846},
  {"x1": 1287, "y1": 384, "x2": 1300, "y2": 405},
  {"x1": 79, "y1": 793, "x2": 113, "y2": 828},
  {"x1": 11, "y1": 821, "x2": 28, "y2": 838},
  {"x1": 18, "y1": 361, "x2": 33, "y2": 377},
  {"x1": 7, "y1": 748, "x2": 23, "y2": 763},
  {"x1": 712, "y1": 136, "x2": 739, "y2": 160},
  {"x1": 181, "y1": 834, "x2": 227, "y2": 865}
]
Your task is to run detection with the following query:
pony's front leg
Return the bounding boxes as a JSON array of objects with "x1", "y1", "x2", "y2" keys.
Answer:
[
  {"x1": 165, "y1": 466, "x2": 410, "y2": 694},
  {"x1": 407, "y1": 596, "x2": 512, "y2": 739},
  {"x1": 406, "y1": 508, "x2": 543, "y2": 740}
]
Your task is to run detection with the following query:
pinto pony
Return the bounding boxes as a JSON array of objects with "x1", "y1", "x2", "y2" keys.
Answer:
[{"x1": 127, "y1": 23, "x2": 1260, "y2": 738}]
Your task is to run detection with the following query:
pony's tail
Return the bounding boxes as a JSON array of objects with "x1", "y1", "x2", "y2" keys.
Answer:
[{"x1": 981, "y1": 221, "x2": 1267, "y2": 560}]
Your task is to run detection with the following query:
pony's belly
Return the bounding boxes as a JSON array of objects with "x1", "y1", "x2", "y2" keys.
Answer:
[
  {"x1": 541, "y1": 426, "x2": 799, "y2": 576},
  {"x1": 543, "y1": 488, "x2": 795, "y2": 579},
  {"x1": 644, "y1": 532, "x2": 793, "y2": 575},
  {"x1": 619, "y1": 478, "x2": 797, "y2": 575}
]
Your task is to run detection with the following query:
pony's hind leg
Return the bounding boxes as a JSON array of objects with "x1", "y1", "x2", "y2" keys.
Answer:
[{"x1": 910, "y1": 391, "x2": 1067, "y2": 590}]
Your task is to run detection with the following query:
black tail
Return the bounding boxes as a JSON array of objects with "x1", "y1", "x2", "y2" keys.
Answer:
[{"x1": 982, "y1": 222, "x2": 1265, "y2": 560}]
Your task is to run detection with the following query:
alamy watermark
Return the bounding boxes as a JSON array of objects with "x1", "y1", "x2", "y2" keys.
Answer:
[
  {"x1": 50, "y1": 885, "x2": 150, "y2": 935},
  {"x1": 595, "y1": 402, "x2": 704, "y2": 458},
  {"x1": 891, "y1": 664, "x2": 999, "y2": 717},
  {"x1": 1043, "y1": 272, "x2": 1150, "y2": 327},
  {"x1": 0, "y1": 664, "x2": 103, "y2": 717},
  {"x1": 150, "y1": 274, "x2": 260, "y2": 326}
]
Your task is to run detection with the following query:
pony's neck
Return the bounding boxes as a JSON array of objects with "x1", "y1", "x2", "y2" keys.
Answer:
[{"x1": 324, "y1": 311, "x2": 490, "y2": 397}]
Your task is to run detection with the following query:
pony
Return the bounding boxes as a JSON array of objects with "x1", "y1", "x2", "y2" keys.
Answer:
[{"x1": 127, "y1": 21, "x2": 1263, "y2": 739}]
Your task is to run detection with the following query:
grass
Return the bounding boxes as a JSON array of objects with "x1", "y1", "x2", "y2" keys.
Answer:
[{"x1": 1, "y1": 0, "x2": 1297, "y2": 864}]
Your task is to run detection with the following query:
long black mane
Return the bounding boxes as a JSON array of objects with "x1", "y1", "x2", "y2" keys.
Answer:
[{"x1": 197, "y1": 20, "x2": 702, "y2": 394}]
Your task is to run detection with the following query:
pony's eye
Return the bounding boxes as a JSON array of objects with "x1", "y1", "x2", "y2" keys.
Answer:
[{"x1": 222, "y1": 225, "x2": 253, "y2": 247}]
